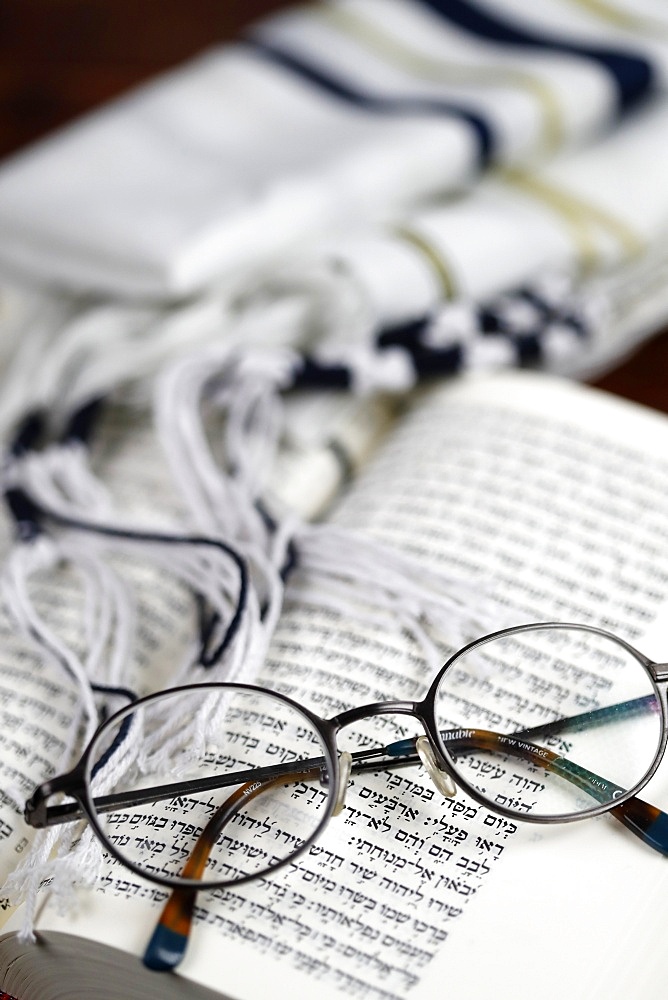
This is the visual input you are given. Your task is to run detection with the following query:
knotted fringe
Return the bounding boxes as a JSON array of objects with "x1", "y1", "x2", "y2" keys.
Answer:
[
  {"x1": 0, "y1": 505, "x2": 267, "y2": 934},
  {"x1": 155, "y1": 343, "x2": 504, "y2": 674},
  {"x1": 1, "y1": 486, "x2": 261, "y2": 684},
  {"x1": 1, "y1": 535, "x2": 133, "y2": 742},
  {"x1": 0, "y1": 295, "x2": 234, "y2": 440},
  {"x1": 154, "y1": 344, "x2": 302, "y2": 661}
]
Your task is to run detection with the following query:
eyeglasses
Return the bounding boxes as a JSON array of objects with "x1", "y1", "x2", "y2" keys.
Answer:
[{"x1": 25, "y1": 622, "x2": 668, "y2": 972}]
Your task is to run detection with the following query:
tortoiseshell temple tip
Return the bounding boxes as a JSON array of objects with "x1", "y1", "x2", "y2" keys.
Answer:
[
  {"x1": 612, "y1": 797, "x2": 668, "y2": 858},
  {"x1": 143, "y1": 924, "x2": 189, "y2": 972}
]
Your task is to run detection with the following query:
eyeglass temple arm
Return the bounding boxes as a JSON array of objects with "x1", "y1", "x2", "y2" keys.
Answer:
[
  {"x1": 514, "y1": 696, "x2": 668, "y2": 856},
  {"x1": 143, "y1": 766, "x2": 321, "y2": 972},
  {"x1": 454, "y1": 697, "x2": 668, "y2": 857},
  {"x1": 24, "y1": 755, "x2": 323, "y2": 828},
  {"x1": 369, "y1": 734, "x2": 668, "y2": 859}
]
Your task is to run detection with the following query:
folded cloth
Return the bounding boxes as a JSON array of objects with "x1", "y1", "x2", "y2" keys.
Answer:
[
  {"x1": 276, "y1": 94, "x2": 668, "y2": 350},
  {"x1": 0, "y1": 0, "x2": 665, "y2": 299},
  {"x1": 2, "y1": 92, "x2": 668, "y2": 436}
]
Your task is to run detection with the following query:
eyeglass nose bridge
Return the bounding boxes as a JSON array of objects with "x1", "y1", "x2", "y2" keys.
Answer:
[{"x1": 331, "y1": 700, "x2": 458, "y2": 803}]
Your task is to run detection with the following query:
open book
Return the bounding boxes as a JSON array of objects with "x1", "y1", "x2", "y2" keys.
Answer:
[{"x1": 2, "y1": 369, "x2": 668, "y2": 1000}]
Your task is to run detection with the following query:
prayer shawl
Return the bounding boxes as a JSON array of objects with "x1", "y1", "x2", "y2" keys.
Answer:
[{"x1": 0, "y1": 0, "x2": 666, "y2": 298}]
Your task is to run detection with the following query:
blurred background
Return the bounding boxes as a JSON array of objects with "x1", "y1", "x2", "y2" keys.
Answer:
[
  {"x1": 0, "y1": 1, "x2": 287, "y2": 158},
  {"x1": 0, "y1": 0, "x2": 667, "y2": 411}
]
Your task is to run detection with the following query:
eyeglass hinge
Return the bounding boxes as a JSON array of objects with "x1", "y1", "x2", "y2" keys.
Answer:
[{"x1": 652, "y1": 662, "x2": 668, "y2": 683}]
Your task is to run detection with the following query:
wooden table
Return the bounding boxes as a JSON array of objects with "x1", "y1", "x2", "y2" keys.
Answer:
[{"x1": 0, "y1": 0, "x2": 665, "y2": 413}]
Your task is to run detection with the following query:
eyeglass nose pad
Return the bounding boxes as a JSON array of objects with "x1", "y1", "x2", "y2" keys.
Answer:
[
  {"x1": 332, "y1": 751, "x2": 353, "y2": 816},
  {"x1": 416, "y1": 736, "x2": 457, "y2": 798}
]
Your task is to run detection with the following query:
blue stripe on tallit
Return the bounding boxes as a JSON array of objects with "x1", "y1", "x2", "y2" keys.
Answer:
[
  {"x1": 420, "y1": 0, "x2": 655, "y2": 114},
  {"x1": 247, "y1": 39, "x2": 496, "y2": 169}
]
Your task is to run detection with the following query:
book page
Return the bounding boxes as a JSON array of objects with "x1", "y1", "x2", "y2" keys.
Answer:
[
  {"x1": 20, "y1": 372, "x2": 668, "y2": 1000},
  {"x1": 0, "y1": 575, "x2": 81, "y2": 908},
  {"x1": 333, "y1": 372, "x2": 668, "y2": 650}
]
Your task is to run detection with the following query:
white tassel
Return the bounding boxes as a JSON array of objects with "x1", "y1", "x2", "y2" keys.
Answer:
[
  {"x1": 154, "y1": 345, "x2": 303, "y2": 683},
  {"x1": 61, "y1": 296, "x2": 228, "y2": 414},
  {"x1": 5, "y1": 826, "x2": 61, "y2": 942},
  {"x1": 18, "y1": 443, "x2": 113, "y2": 520},
  {"x1": 1, "y1": 538, "x2": 99, "y2": 744},
  {"x1": 291, "y1": 523, "x2": 506, "y2": 664},
  {"x1": 154, "y1": 344, "x2": 298, "y2": 540},
  {"x1": 5, "y1": 823, "x2": 106, "y2": 942},
  {"x1": 0, "y1": 296, "x2": 80, "y2": 440}
]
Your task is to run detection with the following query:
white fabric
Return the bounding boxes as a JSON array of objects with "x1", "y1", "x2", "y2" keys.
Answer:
[
  {"x1": 258, "y1": 0, "x2": 618, "y2": 154},
  {"x1": 0, "y1": 45, "x2": 474, "y2": 298},
  {"x1": 483, "y1": 0, "x2": 668, "y2": 79},
  {"x1": 306, "y1": 95, "x2": 668, "y2": 332},
  {"x1": 0, "y1": 0, "x2": 665, "y2": 298},
  {"x1": 2, "y1": 94, "x2": 668, "y2": 435}
]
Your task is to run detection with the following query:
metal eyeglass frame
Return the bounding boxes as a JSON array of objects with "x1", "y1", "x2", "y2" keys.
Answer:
[{"x1": 24, "y1": 621, "x2": 668, "y2": 971}]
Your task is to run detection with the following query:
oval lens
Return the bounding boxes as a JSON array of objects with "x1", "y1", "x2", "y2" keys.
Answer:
[
  {"x1": 85, "y1": 685, "x2": 333, "y2": 886},
  {"x1": 433, "y1": 625, "x2": 662, "y2": 819}
]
